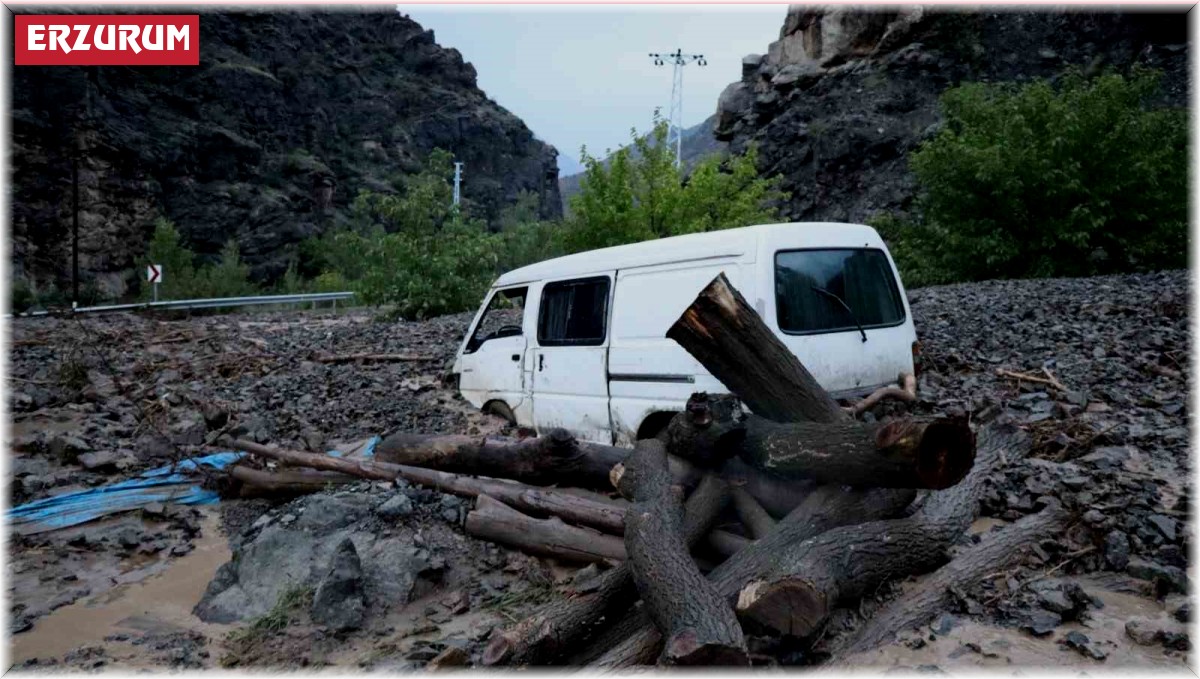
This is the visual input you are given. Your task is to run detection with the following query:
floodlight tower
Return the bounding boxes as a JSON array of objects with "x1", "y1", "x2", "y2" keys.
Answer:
[{"x1": 648, "y1": 48, "x2": 706, "y2": 168}]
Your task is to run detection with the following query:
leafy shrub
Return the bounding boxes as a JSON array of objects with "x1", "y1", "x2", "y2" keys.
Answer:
[
  {"x1": 885, "y1": 67, "x2": 1187, "y2": 286},
  {"x1": 141, "y1": 218, "x2": 262, "y2": 300}
]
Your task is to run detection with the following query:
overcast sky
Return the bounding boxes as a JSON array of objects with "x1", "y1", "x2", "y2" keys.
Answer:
[{"x1": 400, "y1": 5, "x2": 786, "y2": 175}]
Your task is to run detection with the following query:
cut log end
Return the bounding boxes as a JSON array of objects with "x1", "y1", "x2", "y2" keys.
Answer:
[
  {"x1": 663, "y1": 630, "x2": 750, "y2": 667},
  {"x1": 610, "y1": 463, "x2": 625, "y2": 493},
  {"x1": 915, "y1": 420, "x2": 977, "y2": 490},
  {"x1": 481, "y1": 636, "x2": 511, "y2": 666},
  {"x1": 736, "y1": 578, "x2": 826, "y2": 638}
]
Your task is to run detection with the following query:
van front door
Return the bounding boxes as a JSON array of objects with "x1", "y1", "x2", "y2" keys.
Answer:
[
  {"x1": 459, "y1": 287, "x2": 529, "y2": 422},
  {"x1": 531, "y1": 275, "x2": 613, "y2": 444}
]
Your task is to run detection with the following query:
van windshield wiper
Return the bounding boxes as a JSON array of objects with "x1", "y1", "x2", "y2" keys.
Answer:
[{"x1": 811, "y1": 285, "x2": 867, "y2": 343}]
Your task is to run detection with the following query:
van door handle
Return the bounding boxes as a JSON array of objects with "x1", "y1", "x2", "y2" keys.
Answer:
[
  {"x1": 538, "y1": 355, "x2": 545, "y2": 371},
  {"x1": 511, "y1": 354, "x2": 520, "y2": 362}
]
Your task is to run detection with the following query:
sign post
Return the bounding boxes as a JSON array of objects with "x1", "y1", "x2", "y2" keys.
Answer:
[{"x1": 147, "y1": 264, "x2": 162, "y2": 302}]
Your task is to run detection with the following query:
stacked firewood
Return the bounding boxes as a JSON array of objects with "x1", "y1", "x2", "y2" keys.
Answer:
[{"x1": 222, "y1": 274, "x2": 1069, "y2": 667}]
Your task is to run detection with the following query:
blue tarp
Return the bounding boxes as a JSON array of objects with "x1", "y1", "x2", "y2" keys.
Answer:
[{"x1": 8, "y1": 435, "x2": 382, "y2": 535}]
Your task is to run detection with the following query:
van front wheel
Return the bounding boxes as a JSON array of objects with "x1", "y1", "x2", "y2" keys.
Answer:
[{"x1": 482, "y1": 401, "x2": 517, "y2": 426}]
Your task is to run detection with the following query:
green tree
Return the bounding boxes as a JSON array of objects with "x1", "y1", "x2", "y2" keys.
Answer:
[
  {"x1": 890, "y1": 67, "x2": 1187, "y2": 284},
  {"x1": 563, "y1": 118, "x2": 787, "y2": 253},
  {"x1": 195, "y1": 239, "x2": 258, "y2": 298},
  {"x1": 141, "y1": 218, "x2": 199, "y2": 300}
]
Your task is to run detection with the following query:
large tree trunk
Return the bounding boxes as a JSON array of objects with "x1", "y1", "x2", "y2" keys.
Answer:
[
  {"x1": 224, "y1": 438, "x2": 627, "y2": 533},
  {"x1": 662, "y1": 450, "x2": 813, "y2": 518},
  {"x1": 665, "y1": 273, "x2": 845, "y2": 424},
  {"x1": 734, "y1": 424, "x2": 1027, "y2": 638},
  {"x1": 582, "y1": 484, "x2": 917, "y2": 667},
  {"x1": 827, "y1": 501, "x2": 1069, "y2": 661},
  {"x1": 375, "y1": 428, "x2": 627, "y2": 489},
  {"x1": 465, "y1": 495, "x2": 626, "y2": 564},
  {"x1": 482, "y1": 474, "x2": 731, "y2": 667},
  {"x1": 622, "y1": 440, "x2": 748, "y2": 666},
  {"x1": 738, "y1": 414, "x2": 976, "y2": 490}
]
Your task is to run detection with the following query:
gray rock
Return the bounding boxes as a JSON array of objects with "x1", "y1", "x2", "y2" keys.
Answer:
[
  {"x1": 1060, "y1": 630, "x2": 1106, "y2": 660},
  {"x1": 77, "y1": 450, "x2": 121, "y2": 470},
  {"x1": 48, "y1": 435, "x2": 90, "y2": 463},
  {"x1": 1173, "y1": 602, "x2": 1190, "y2": 623},
  {"x1": 376, "y1": 494, "x2": 414, "y2": 521},
  {"x1": 1037, "y1": 589, "x2": 1073, "y2": 614},
  {"x1": 1125, "y1": 620, "x2": 1159, "y2": 645},
  {"x1": 311, "y1": 538, "x2": 366, "y2": 631},
  {"x1": 1019, "y1": 609, "x2": 1061, "y2": 636},
  {"x1": 1126, "y1": 558, "x2": 1188, "y2": 594},
  {"x1": 1146, "y1": 514, "x2": 1177, "y2": 541},
  {"x1": 1079, "y1": 446, "x2": 1132, "y2": 471}
]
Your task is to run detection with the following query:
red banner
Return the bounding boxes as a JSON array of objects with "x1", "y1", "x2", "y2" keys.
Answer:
[{"x1": 14, "y1": 15, "x2": 199, "y2": 66}]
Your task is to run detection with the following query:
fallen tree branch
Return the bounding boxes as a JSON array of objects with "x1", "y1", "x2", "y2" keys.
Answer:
[
  {"x1": 482, "y1": 474, "x2": 731, "y2": 666},
  {"x1": 846, "y1": 373, "x2": 917, "y2": 416},
  {"x1": 229, "y1": 465, "x2": 358, "y2": 497},
  {"x1": 466, "y1": 495, "x2": 626, "y2": 564},
  {"x1": 996, "y1": 368, "x2": 1067, "y2": 392},
  {"x1": 730, "y1": 486, "x2": 775, "y2": 539},
  {"x1": 827, "y1": 501, "x2": 1069, "y2": 660},
  {"x1": 310, "y1": 352, "x2": 438, "y2": 363},
  {"x1": 622, "y1": 440, "x2": 748, "y2": 666},
  {"x1": 222, "y1": 438, "x2": 627, "y2": 533},
  {"x1": 377, "y1": 428, "x2": 627, "y2": 489}
]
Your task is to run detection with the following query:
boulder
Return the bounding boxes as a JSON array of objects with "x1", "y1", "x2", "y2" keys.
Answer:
[{"x1": 311, "y1": 538, "x2": 366, "y2": 631}]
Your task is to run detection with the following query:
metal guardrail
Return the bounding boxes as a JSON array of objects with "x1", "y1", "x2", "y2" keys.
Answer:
[{"x1": 12, "y1": 291, "x2": 356, "y2": 318}]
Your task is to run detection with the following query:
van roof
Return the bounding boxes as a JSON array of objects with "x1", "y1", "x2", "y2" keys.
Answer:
[{"x1": 492, "y1": 222, "x2": 884, "y2": 287}]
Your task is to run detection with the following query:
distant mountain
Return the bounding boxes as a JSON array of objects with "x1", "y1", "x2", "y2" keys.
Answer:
[
  {"x1": 557, "y1": 154, "x2": 586, "y2": 176},
  {"x1": 558, "y1": 113, "x2": 727, "y2": 216}
]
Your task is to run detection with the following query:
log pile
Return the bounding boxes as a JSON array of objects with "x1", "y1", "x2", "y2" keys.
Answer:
[{"x1": 218, "y1": 272, "x2": 1069, "y2": 667}]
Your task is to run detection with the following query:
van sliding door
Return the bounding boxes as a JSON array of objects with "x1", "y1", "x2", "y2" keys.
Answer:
[{"x1": 531, "y1": 275, "x2": 614, "y2": 444}]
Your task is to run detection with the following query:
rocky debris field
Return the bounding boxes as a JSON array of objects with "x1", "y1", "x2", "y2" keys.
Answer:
[{"x1": 5, "y1": 269, "x2": 1192, "y2": 670}]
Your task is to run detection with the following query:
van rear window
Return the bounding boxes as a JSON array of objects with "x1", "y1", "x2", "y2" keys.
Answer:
[
  {"x1": 538, "y1": 277, "x2": 610, "y2": 346},
  {"x1": 775, "y1": 249, "x2": 905, "y2": 334}
]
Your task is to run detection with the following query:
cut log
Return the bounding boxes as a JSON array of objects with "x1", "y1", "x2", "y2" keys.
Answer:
[
  {"x1": 466, "y1": 495, "x2": 626, "y2": 564},
  {"x1": 739, "y1": 414, "x2": 976, "y2": 490},
  {"x1": 847, "y1": 372, "x2": 917, "y2": 417},
  {"x1": 223, "y1": 438, "x2": 627, "y2": 533},
  {"x1": 482, "y1": 473, "x2": 731, "y2": 666},
  {"x1": 376, "y1": 428, "x2": 626, "y2": 489},
  {"x1": 583, "y1": 483, "x2": 917, "y2": 667},
  {"x1": 665, "y1": 273, "x2": 845, "y2": 424},
  {"x1": 229, "y1": 465, "x2": 357, "y2": 497},
  {"x1": 707, "y1": 530, "x2": 754, "y2": 558},
  {"x1": 623, "y1": 440, "x2": 748, "y2": 666},
  {"x1": 828, "y1": 501, "x2": 1069, "y2": 661},
  {"x1": 734, "y1": 424, "x2": 1026, "y2": 638},
  {"x1": 660, "y1": 392, "x2": 746, "y2": 466},
  {"x1": 719, "y1": 457, "x2": 813, "y2": 518},
  {"x1": 730, "y1": 486, "x2": 775, "y2": 539}
]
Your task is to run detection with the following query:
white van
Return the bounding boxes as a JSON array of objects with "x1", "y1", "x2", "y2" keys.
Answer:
[{"x1": 451, "y1": 222, "x2": 917, "y2": 446}]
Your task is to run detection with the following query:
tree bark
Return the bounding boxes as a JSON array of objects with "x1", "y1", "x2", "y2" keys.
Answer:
[
  {"x1": 827, "y1": 501, "x2": 1069, "y2": 661},
  {"x1": 376, "y1": 428, "x2": 626, "y2": 489},
  {"x1": 465, "y1": 495, "x2": 626, "y2": 564},
  {"x1": 739, "y1": 414, "x2": 976, "y2": 490},
  {"x1": 224, "y1": 438, "x2": 627, "y2": 533},
  {"x1": 622, "y1": 440, "x2": 748, "y2": 666},
  {"x1": 665, "y1": 273, "x2": 845, "y2": 424},
  {"x1": 660, "y1": 392, "x2": 746, "y2": 466},
  {"x1": 730, "y1": 486, "x2": 775, "y2": 539},
  {"x1": 733, "y1": 424, "x2": 1027, "y2": 638},
  {"x1": 707, "y1": 530, "x2": 754, "y2": 558},
  {"x1": 482, "y1": 473, "x2": 731, "y2": 667},
  {"x1": 310, "y1": 352, "x2": 437, "y2": 363},
  {"x1": 847, "y1": 373, "x2": 917, "y2": 417},
  {"x1": 583, "y1": 483, "x2": 917, "y2": 667},
  {"x1": 229, "y1": 465, "x2": 357, "y2": 497}
]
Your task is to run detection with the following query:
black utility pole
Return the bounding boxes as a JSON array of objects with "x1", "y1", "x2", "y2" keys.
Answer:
[{"x1": 72, "y1": 150, "x2": 79, "y2": 305}]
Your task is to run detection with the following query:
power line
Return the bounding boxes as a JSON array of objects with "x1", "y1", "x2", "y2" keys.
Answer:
[{"x1": 648, "y1": 48, "x2": 706, "y2": 168}]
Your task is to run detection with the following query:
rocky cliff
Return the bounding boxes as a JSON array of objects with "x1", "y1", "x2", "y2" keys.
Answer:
[
  {"x1": 10, "y1": 7, "x2": 562, "y2": 297},
  {"x1": 715, "y1": 7, "x2": 1189, "y2": 223}
]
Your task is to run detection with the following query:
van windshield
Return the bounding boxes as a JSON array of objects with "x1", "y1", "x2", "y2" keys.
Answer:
[{"x1": 775, "y1": 249, "x2": 905, "y2": 334}]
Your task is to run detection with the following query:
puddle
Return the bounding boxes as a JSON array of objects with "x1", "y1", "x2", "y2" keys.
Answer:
[{"x1": 9, "y1": 508, "x2": 233, "y2": 666}]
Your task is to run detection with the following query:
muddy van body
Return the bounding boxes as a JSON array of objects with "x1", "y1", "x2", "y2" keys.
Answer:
[{"x1": 451, "y1": 222, "x2": 917, "y2": 446}]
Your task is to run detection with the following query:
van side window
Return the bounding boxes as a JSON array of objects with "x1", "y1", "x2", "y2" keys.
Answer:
[
  {"x1": 775, "y1": 249, "x2": 905, "y2": 334},
  {"x1": 537, "y1": 277, "x2": 610, "y2": 346},
  {"x1": 465, "y1": 287, "x2": 527, "y2": 353}
]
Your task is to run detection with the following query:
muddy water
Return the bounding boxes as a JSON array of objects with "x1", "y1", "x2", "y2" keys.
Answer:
[
  {"x1": 841, "y1": 573, "x2": 1190, "y2": 669},
  {"x1": 9, "y1": 508, "x2": 233, "y2": 666}
]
